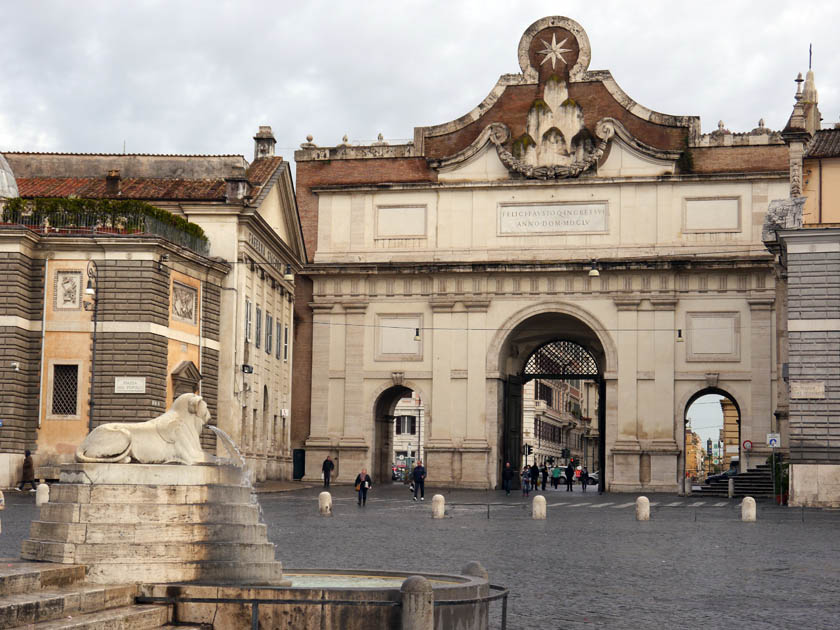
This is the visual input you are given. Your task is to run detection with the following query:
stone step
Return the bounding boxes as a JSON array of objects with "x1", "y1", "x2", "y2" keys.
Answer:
[
  {"x1": 38, "y1": 502, "x2": 260, "y2": 525},
  {"x1": 21, "y1": 541, "x2": 277, "y2": 565},
  {"x1": 0, "y1": 563, "x2": 86, "y2": 597},
  {"x1": 88, "y1": 561, "x2": 288, "y2": 586},
  {"x1": 50, "y1": 484, "x2": 253, "y2": 506},
  {"x1": 29, "y1": 521, "x2": 268, "y2": 545},
  {"x1": 34, "y1": 466, "x2": 61, "y2": 482},
  {"x1": 0, "y1": 584, "x2": 136, "y2": 629},
  {"x1": 19, "y1": 603, "x2": 169, "y2": 629}
]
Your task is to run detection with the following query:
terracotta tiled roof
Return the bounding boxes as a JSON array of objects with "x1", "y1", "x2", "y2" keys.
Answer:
[
  {"x1": 16, "y1": 177, "x2": 227, "y2": 201},
  {"x1": 246, "y1": 156, "x2": 283, "y2": 187},
  {"x1": 805, "y1": 128, "x2": 840, "y2": 158}
]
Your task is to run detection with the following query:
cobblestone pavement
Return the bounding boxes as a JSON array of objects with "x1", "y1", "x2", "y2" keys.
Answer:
[{"x1": 2, "y1": 484, "x2": 839, "y2": 629}]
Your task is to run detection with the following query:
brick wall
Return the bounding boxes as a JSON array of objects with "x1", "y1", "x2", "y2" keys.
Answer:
[
  {"x1": 97, "y1": 260, "x2": 169, "y2": 326},
  {"x1": 200, "y1": 346, "x2": 219, "y2": 452},
  {"x1": 92, "y1": 332, "x2": 167, "y2": 428},
  {"x1": 692, "y1": 145, "x2": 788, "y2": 174},
  {"x1": 0, "y1": 327, "x2": 41, "y2": 452},
  {"x1": 787, "y1": 248, "x2": 840, "y2": 463},
  {"x1": 291, "y1": 276, "x2": 313, "y2": 448}
]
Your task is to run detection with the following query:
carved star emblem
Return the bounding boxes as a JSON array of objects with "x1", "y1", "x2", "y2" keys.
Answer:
[{"x1": 538, "y1": 33, "x2": 572, "y2": 69}]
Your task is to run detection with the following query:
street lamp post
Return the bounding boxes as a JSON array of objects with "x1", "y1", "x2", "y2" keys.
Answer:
[{"x1": 83, "y1": 260, "x2": 99, "y2": 433}]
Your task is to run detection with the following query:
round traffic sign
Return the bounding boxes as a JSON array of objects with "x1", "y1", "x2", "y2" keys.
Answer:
[{"x1": 742, "y1": 440, "x2": 753, "y2": 450}]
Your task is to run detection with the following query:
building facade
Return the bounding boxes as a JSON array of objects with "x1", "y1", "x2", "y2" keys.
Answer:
[
  {"x1": 294, "y1": 16, "x2": 788, "y2": 491},
  {"x1": 764, "y1": 72, "x2": 840, "y2": 505},
  {"x1": 2, "y1": 128, "x2": 305, "y2": 482}
]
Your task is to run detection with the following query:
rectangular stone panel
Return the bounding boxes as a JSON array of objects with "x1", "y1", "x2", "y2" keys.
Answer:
[
  {"x1": 683, "y1": 197, "x2": 741, "y2": 232},
  {"x1": 686, "y1": 312, "x2": 740, "y2": 362},
  {"x1": 375, "y1": 314, "x2": 422, "y2": 360},
  {"x1": 376, "y1": 205, "x2": 426, "y2": 238}
]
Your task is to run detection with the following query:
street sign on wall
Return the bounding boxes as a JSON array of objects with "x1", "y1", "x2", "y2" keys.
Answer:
[{"x1": 767, "y1": 433, "x2": 780, "y2": 447}]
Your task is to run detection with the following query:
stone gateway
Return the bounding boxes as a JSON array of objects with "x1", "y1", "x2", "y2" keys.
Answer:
[{"x1": 293, "y1": 16, "x2": 787, "y2": 492}]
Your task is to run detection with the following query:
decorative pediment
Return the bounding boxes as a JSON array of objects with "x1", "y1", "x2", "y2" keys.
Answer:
[
  {"x1": 419, "y1": 16, "x2": 698, "y2": 180},
  {"x1": 171, "y1": 361, "x2": 202, "y2": 396}
]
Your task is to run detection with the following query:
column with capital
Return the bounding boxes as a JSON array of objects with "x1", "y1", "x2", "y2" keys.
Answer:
[
  {"x1": 747, "y1": 297, "x2": 775, "y2": 455},
  {"x1": 611, "y1": 298, "x2": 642, "y2": 489},
  {"x1": 304, "y1": 303, "x2": 337, "y2": 480},
  {"x1": 651, "y1": 298, "x2": 680, "y2": 490}
]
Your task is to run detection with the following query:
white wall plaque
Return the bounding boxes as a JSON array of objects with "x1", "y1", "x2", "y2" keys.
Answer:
[
  {"x1": 790, "y1": 381, "x2": 825, "y2": 399},
  {"x1": 115, "y1": 377, "x2": 146, "y2": 394},
  {"x1": 686, "y1": 312, "x2": 741, "y2": 362},
  {"x1": 375, "y1": 314, "x2": 422, "y2": 361},
  {"x1": 498, "y1": 202, "x2": 608, "y2": 235}
]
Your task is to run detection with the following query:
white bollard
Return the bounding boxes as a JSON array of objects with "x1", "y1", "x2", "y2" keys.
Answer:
[
  {"x1": 728, "y1": 477, "x2": 734, "y2": 499},
  {"x1": 532, "y1": 494, "x2": 546, "y2": 520},
  {"x1": 635, "y1": 496, "x2": 650, "y2": 521},
  {"x1": 741, "y1": 496, "x2": 756, "y2": 522},
  {"x1": 318, "y1": 491, "x2": 332, "y2": 516},
  {"x1": 431, "y1": 494, "x2": 445, "y2": 519},
  {"x1": 35, "y1": 482, "x2": 49, "y2": 506}
]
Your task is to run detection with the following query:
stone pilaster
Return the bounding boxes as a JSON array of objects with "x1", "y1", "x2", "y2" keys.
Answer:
[
  {"x1": 340, "y1": 302, "x2": 368, "y2": 444},
  {"x1": 747, "y1": 297, "x2": 775, "y2": 449},
  {"x1": 306, "y1": 303, "x2": 334, "y2": 446}
]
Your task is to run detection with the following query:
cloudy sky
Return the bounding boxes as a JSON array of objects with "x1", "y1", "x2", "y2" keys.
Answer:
[{"x1": 2, "y1": 0, "x2": 838, "y2": 163}]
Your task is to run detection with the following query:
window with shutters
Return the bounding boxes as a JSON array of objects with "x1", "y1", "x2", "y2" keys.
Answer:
[
  {"x1": 255, "y1": 307, "x2": 262, "y2": 349},
  {"x1": 266, "y1": 314, "x2": 273, "y2": 354},
  {"x1": 245, "y1": 299, "x2": 252, "y2": 343}
]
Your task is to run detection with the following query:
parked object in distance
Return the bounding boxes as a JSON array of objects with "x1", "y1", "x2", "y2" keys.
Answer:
[{"x1": 705, "y1": 468, "x2": 737, "y2": 485}]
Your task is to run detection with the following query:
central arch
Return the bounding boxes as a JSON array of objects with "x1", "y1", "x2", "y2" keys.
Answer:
[{"x1": 492, "y1": 306, "x2": 611, "y2": 492}]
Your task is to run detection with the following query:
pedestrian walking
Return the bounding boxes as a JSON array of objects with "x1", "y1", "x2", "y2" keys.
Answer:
[
  {"x1": 540, "y1": 464, "x2": 548, "y2": 491},
  {"x1": 321, "y1": 456, "x2": 335, "y2": 488},
  {"x1": 412, "y1": 460, "x2": 426, "y2": 501},
  {"x1": 580, "y1": 466, "x2": 590, "y2": 493},
  {"x1": 530, "y1": 463, "x2": 540, "y2": 492},
  {"x1": 18, "y1": 450, "x2": 36, "y2": 492},
  {"x1": 565, "y1": 461, "x2": 575, "y2": 492},
  {"x1": 551, "y1": 464, "x2": 561, "y2": 489},
  {"x1": 355, "y1": 468, "x2": 372, "y2": 506},
  {"x1": 501, "y1": 461, "x2": 515, "y2": 495},
  {"x1": 521, "y1": 466, "x2": 531, "y2": 497}
]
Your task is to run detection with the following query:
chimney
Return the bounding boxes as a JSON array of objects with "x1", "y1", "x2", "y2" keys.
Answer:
[
  {"x1": 105, "y1": 169, "x2": 121, "y2": 196},
  {"x1": 253, "y1": 126, "x2": 276, "y2": 160},
  {"x1": 225, "y1": 166, "x2": 251, "y2": 204}
]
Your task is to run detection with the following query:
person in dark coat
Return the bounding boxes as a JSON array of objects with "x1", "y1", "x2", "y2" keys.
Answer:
[
  {"x1": 521, "y1": 466, "x2": 531, "y2": 497},
  {"x1": 540, "y1": 464, "x2": 549, "y2": 491},
  {"x1": 530, "y1": 463, "x2": 540, "y2": 492},
  {"x1": 19, "y1": 450, "x2": 36, "y2": 491},
  {"x1": 580, "y1": 466, "x2": 590, "y2": 493},
  {"x1": 565, "y1": 462, "x2": 575, "y2": 492},
  {"x1": 322, "y1": 456, "x2": 335, "y2": 488},
  {"x1": 501, "y1": 461, "x2": 515, "y2": 496},
  {"x1": 412, "y1": 460, "x2": 426, "y2": 501},
  {"x1": 354, "y1": 468, "x2": 372, "y2": 506}
]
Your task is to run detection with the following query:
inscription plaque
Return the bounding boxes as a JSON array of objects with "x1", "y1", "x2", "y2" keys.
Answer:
[
  {"x1": 790, "y1": 380, "x2": 825, "y2": 399},
  {"x1": 499, "y1": 202, "x2": 608, "y2": 235}
]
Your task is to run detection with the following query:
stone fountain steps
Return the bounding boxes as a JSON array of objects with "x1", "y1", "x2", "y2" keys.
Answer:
[
  {"x1": 22, "y1": 463, "x2": 290, "y2": 586},
  {"x1": 30, "y1": 521, "x2": 268, "y2": 545},
  {"x1": 37, "y1": 501, "x2": 261, "y2": 525},
  {"x1": 0, "y1": 562, "x2": 172, "y2": 630}
]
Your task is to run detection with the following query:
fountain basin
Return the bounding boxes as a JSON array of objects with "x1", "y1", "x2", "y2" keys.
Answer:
[{"x1": 139, "y1": 567, "x2": 492, "y2": 629}]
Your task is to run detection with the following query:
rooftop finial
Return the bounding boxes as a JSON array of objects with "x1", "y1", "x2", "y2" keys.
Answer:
[
  {"x1": 758, "y1": 118, "x2": 765, "y2": 128},
  {"x1": 809, "y1": 43, "x2": 812, "y2": 70},
  {"x1": 717, "y1": 120, "x2": 725, "y2": 131}
]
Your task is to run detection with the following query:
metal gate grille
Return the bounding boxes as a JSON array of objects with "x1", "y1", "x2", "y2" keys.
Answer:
[
  {"x1": 522, "y1": 340, "x2": 599, "y2": 378},
  {"x1": 52, "y1": 364, "x2": 78, "y2": 415}
]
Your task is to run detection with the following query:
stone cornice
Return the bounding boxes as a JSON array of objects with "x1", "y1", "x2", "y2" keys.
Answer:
[
  {"x1": 650, "y1": 298, "x2": 678, "y2": 310},
  {"x1": 613, "y1": 298, "x2": 641, "y2": 311},
  {"x1": 463, "y1": 299, "x2": 492, "y2": 312},
  {"x1": 310, "y1": 171, "x2": 787, "y2": 194},
  {"x1": 340, "y1": 301, "x2": 369, "y2": 314},
  {"x1": 430, "y1": 300, "x2": 456, "y2": 313}
]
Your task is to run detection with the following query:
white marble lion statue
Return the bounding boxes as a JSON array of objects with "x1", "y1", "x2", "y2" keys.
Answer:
[{"x1": 75, "y1": 393, "x2": 213, "y2": 465}]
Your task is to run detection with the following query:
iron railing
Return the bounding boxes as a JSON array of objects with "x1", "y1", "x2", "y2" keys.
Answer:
[{"x1": 1, "y1": 210, "x2": 210, "y2": 256}]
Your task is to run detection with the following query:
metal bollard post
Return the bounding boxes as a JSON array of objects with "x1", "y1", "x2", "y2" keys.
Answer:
[
  {"x1": 728, "y1": 477, "x2": 734, "y2": 499},
  {"x1": 401, "y1": 575, "x2": 434, "y2": 630},
  {"x1": 635, "y1": 496, "x2": 650, "y2": 521},
  {"x1": 741, "y1": 496, "x2": 756, "y2": 522},
  {"x1": 318, "y1": 491, "x2": 332, "y2": 516}
]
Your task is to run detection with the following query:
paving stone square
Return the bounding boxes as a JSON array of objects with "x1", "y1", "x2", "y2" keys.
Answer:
[{"x1": 2, "y1": 484, "x2": 839, "y2": 629}]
